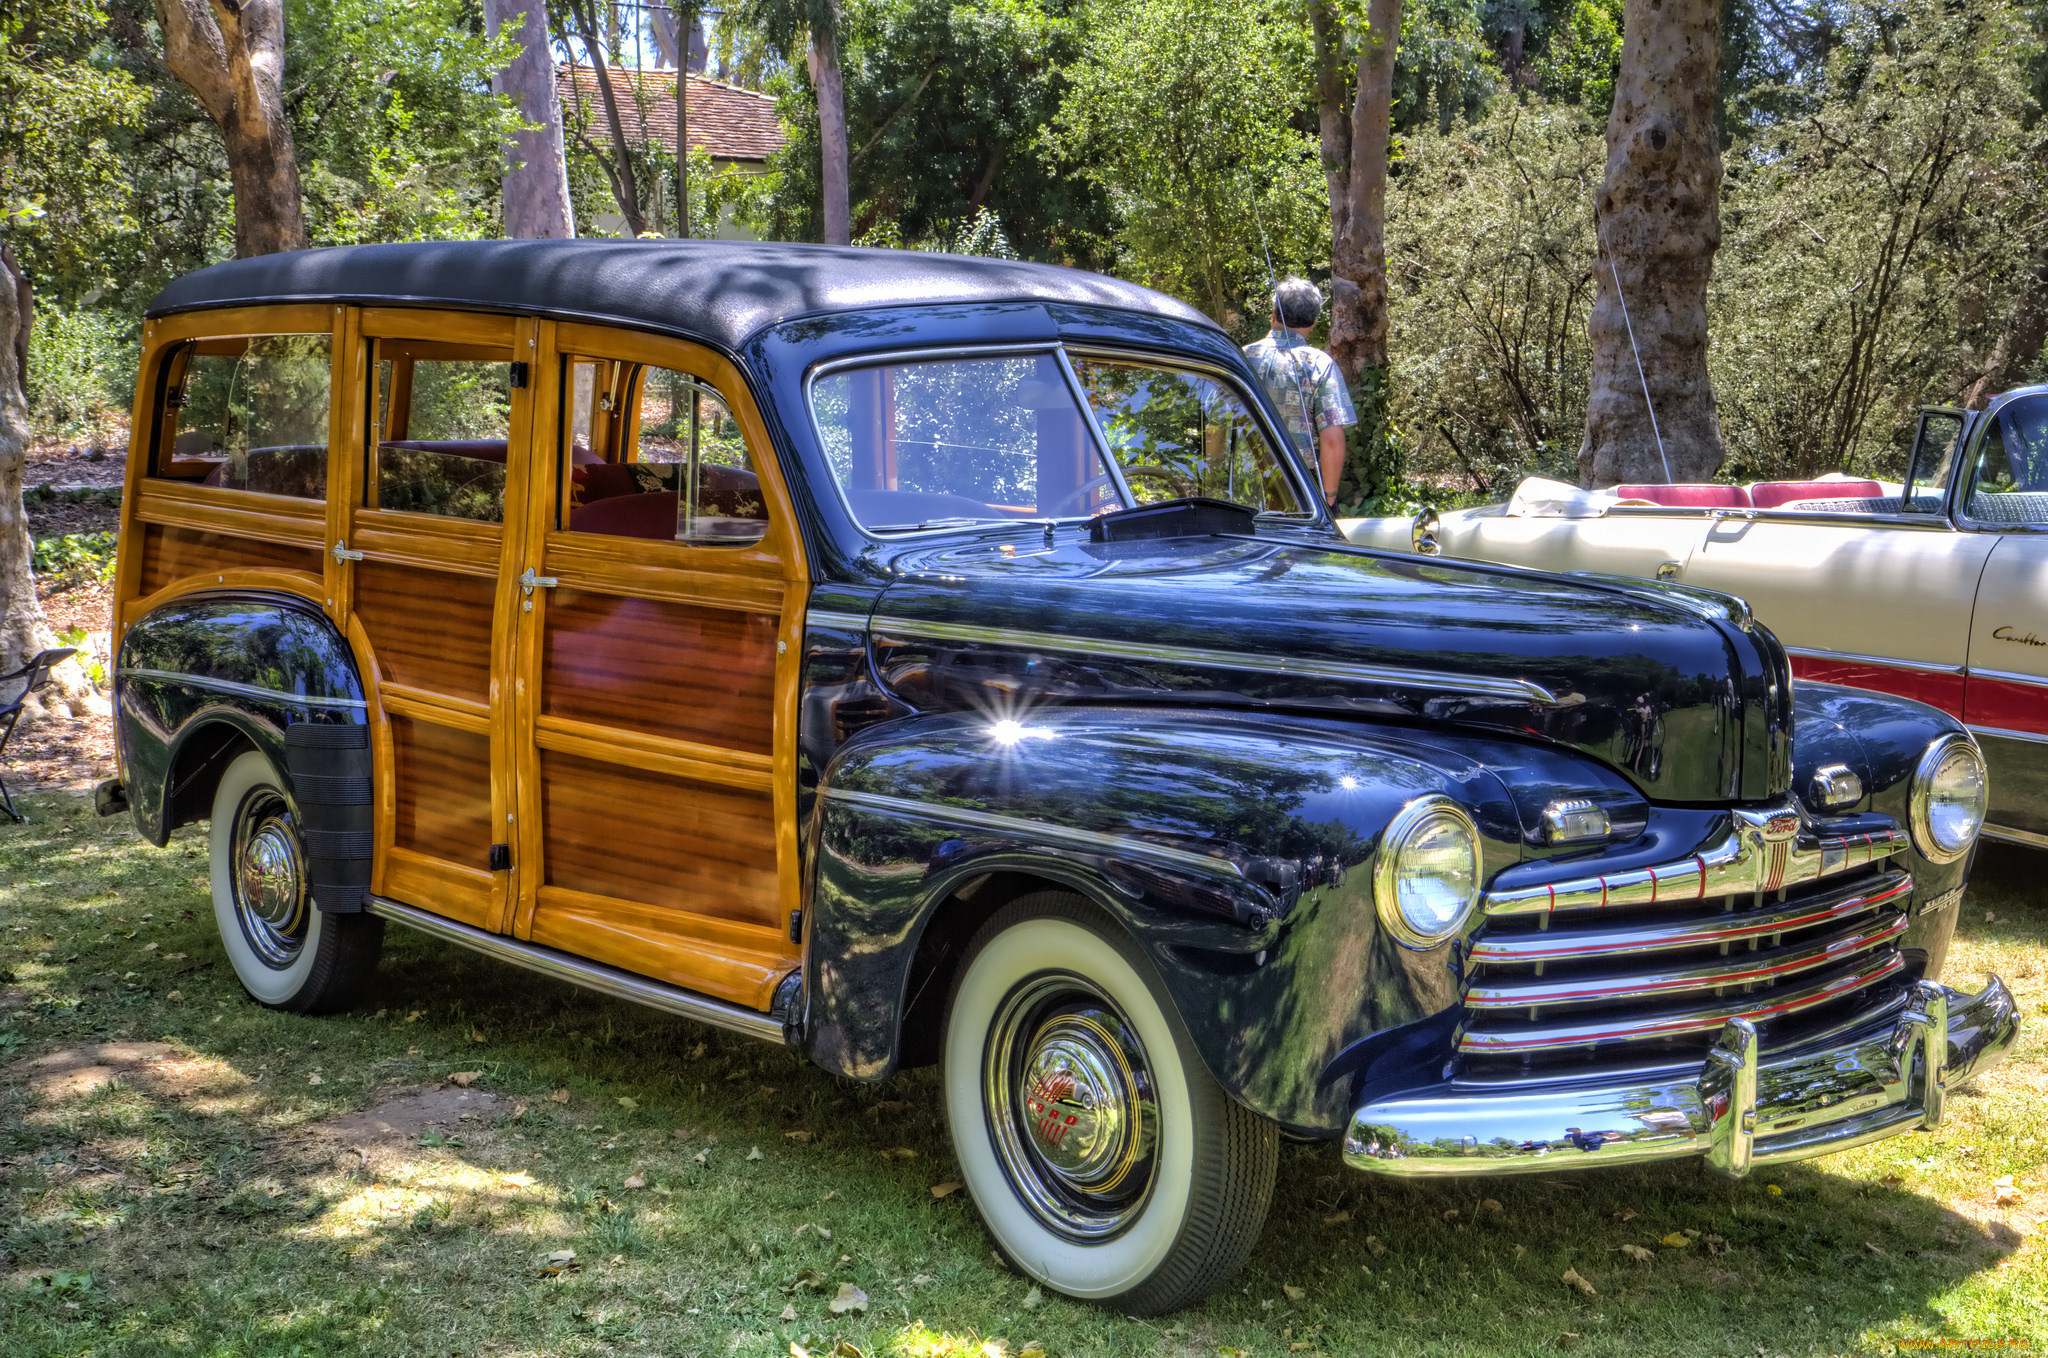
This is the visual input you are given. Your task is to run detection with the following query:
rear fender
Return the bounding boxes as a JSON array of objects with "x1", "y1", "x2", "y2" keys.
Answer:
[{"x1": 802, "y1": 707, "x2": 1524, "y2": 1134}]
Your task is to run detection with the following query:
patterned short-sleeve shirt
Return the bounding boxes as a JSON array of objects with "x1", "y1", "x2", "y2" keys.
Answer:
[{"x1": 1243, "y1": 328, "x2": 1358, "y2": 455}]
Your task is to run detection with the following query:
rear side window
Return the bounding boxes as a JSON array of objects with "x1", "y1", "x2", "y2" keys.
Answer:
[
  {"x1": 158, "y1": 335, "x2": 331, "y2": 498},
  {"x1": 369, "y1": 345, "x2": 513, "y2": 522}
]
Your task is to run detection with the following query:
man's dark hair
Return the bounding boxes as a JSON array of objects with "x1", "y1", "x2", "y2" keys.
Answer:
[{"x1": 1272, "y1": 277, "x2": 1322, "y2": 329}]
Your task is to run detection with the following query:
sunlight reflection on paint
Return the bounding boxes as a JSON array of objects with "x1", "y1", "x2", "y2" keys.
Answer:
[
  {"x1": 988, "y1": 718, "x2": 1056, "y2": 747},
  {"x1": 1340, "y1": 774, "x2": 1360, "y2": 790}
]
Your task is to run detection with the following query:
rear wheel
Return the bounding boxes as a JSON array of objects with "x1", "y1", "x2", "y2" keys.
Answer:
[
  {"x1": 209, "y1": 750, "x2": 382, "y2": 1013},
  {"x1": 943, "y1": 891, "x2": 1277, "y2": 1315}
]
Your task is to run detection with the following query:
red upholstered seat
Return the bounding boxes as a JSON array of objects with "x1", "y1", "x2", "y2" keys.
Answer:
[
  {"x1": 575, "y1": 461, "x2": 647, "y2": 503},
  {"x1": 1749, "y1": 479, "x2": 1884, "y2": 509},
  {"x1": 1614, "y1": 483, "x2": 1751, "y2": 508},
  {"x1": 567, "y1": 490, "x2": 677, "y2": 539}
]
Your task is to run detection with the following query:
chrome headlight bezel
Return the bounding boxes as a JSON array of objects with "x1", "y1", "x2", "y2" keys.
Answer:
[
  {"x1": 1909, "y1": 733, "x2": 1988, "y2": 865},
  {"x1": 1373, "y1": 795, "x2": 1483, "y2": 950}
]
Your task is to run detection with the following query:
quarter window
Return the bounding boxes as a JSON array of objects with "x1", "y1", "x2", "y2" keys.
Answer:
[
  {"x1": 560, "y1": 359, "x2": 769, "y2": 545},
  {"x1": 157, "y1": 334, "x2": 331, "y2": 499}
]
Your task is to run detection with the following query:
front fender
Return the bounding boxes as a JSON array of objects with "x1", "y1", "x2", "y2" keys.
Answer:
[{"x1": 802, "y1": 707, "x2": 1525, "y2": 1134}]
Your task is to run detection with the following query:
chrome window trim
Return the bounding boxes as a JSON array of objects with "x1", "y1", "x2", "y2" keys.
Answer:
[
  {"x1": 1782, "y1": 645, "x2": 1967, "y2": 677},
  {"x1": 865, "y1": 615, "x2": 1560, "y2": 705},
  {"x1": 821, "y1": 786, "x2": 1246, "y2": 880},
  {"x1": 118, "y1": 667, "x2": 368, "y2": 711}
]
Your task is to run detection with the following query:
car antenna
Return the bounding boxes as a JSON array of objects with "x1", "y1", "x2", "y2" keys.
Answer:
[
  {"x1": 1250, "y1": 184, "x2": 1330, "y2": 507},
  {"x1": 1597, "y1": 217, "x2": 1674, "y2": 485}
]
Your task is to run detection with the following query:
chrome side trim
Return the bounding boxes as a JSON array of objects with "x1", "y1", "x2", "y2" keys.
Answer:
[
  {"x1": 364, "y1": 897, "x2": 786, "y2": 1043},
  {"x1": 1782, "y1": 645, "x2": 1967, "y2": 676},
  {"x1": 1483, "y1": 801, "x2": 1907, "y2": 917},
  {"x1": 1971, "y1": 725, "x2": 2048, "y2": 746},
  {"x1": 119, "y1": 667, "x2": 368, "y2": 711},
  {"x1": 867, "y1": 616, "x2": 1560, "y2": 705},
  {"x1": 802, "y1": 610, "x2": 874, "y2": 632},
  {"x1": 1967, "y1": 665, "x2": 2048, "y2": 688},
  {"x1": 820, "y1": 786, "x2": 1246, "y2": 880},
  {"x1": 1982, "y1": 822, "x2": 2048, "y2": 849},
  {"x1": 1343, "y1": 977, "x2": 2018, "y2": 1178}
]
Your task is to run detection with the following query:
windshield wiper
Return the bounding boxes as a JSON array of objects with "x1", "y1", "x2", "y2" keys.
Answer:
[{"x1": 867, "y1": 517, "x2": 983, "y2": 532}]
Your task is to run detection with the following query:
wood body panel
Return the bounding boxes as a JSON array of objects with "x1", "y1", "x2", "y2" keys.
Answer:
[
  {"x1": 533, "y1": 715, "x2": 770, "y2": 790},
  {"x1": 537, "y1": 749, "x2": 781, "y2": 931},
  {"x1": 382, "y1": 848, "x2": 495, "y2": 931},
  {"x1": 540, "y1": 588, "x2": 777, "y2": 754},
  {"x1": 391, "y1": 715, "x2": 494, "y2": 869},
  {"x1": 136, "y1": 525, "x2": 325, "y2": 598},
  {"x1": 527, "y1": 886, "x2": 791, "y2": 1008},
  {"x1": 353, "y1": 563, "x2": 495, "y2": 704}
]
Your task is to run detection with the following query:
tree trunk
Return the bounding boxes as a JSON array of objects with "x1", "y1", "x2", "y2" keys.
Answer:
[
  {"x1": 809, "y1": 4, "x2": 851, "y2": 246},
  {"x1": 1579, "y1": 0, "x2": 1725, "y2": 486},
  {"x1": 1328, "y1": 0, "x2": 1398, "y2": 380},
  {"x1": 566, "y1": 0, "x2": 648, "y2": 237},
  {"x1": 0, "y1": 249, "x2": 96, "y2": 716},
  {"x1": 154, "y1": 0, "x2": 306, "y2": 257},
  {"x1": 677, "y1": 3, "x2": 691, "y2": 239},
  {"x1": 485, "y1": 0, "x2": 576, "y2": 239}
]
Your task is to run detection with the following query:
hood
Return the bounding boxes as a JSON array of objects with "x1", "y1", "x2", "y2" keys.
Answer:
[{"x1": 866, "y1": 531, "x2": 1792, "y2": 803}]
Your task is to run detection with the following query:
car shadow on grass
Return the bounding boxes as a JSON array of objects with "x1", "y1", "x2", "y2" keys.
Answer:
[{"x1": 1, "y1": 791, "x2": 2037, "y2": 1356}]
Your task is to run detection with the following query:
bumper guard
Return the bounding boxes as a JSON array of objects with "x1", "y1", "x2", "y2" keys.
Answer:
[{"x1": 1344, "y1": 977, "x2": 2020, "y2": 1177}]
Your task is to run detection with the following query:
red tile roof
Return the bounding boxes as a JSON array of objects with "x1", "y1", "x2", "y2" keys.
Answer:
[{"x1": 557, "y1": 65, "x2": 786, "y2": 164}]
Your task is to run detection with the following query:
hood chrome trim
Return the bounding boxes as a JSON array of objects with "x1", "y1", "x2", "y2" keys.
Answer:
[{"x1": 867, "y1": 615, "x2": 1559, "y2": 705}]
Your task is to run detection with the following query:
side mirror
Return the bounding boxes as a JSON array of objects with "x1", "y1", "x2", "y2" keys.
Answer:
[{"x1": 1410, "y1": 507, "x2": 1442, "y2": 557}]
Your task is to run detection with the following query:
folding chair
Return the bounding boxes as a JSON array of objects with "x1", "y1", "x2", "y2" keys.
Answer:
[{"x1": 0, "y1": 647, "x2": 80, "y2": 823}]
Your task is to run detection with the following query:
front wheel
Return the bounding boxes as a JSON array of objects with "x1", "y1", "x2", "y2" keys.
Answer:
[
  {"x1": 943, "y1": 892, "x2": 1277, "y2": 1314},
  {"x1": 209, "y1": 749, "x2": 383, "y2": 1013}
]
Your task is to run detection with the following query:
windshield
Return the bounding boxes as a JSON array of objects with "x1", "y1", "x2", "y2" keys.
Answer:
[
  {"x1": 809, "y1": 350, "x2": 1307, "y2": 533},
  {"x1": 1965, "y1": 394, "x2": 2048, "y2": 525}
]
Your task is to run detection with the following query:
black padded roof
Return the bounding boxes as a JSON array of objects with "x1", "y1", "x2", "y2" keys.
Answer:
[{"x1": 146, "y1": 239, "x2": 1220, "y2": 351}]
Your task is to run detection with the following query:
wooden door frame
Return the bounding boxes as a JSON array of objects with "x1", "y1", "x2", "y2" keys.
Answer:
[{"x1": 504, "y1": 320, "x2": 811, "y2": 1007}]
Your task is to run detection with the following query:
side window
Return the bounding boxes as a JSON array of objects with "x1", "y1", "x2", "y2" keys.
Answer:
[
  {"x1": 1069, "y1": 358, "x2": 1307, "y2": 515},
  {"x1": 368, "y1": 344, "x2": 513, "y2": 522},
  {"x1": 1965, "y1": 395, "x2": 2048, "y2": 526},
  {"x1": 157, "y1": 334, "x2": 331, "y2": 498},
  {"x1": 560, "y1": 359, "x2": 769, "y2": 545}
]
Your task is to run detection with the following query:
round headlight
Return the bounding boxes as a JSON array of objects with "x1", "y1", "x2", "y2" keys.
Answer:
[
  {"x1": 1374, "y1": 796, "x2": 1483, "y2": 949},
  {"x1": 1910, "y1": 734, "x2": 1988, "y2": 864}
]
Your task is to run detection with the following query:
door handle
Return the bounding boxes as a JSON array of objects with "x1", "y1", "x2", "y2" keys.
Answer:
[
  {"x1": 518, "y1": 568, "x2": 558, "y2": 595},
  {"x1": 331, "y1": 539, "x2": 364, "y2": 563}
]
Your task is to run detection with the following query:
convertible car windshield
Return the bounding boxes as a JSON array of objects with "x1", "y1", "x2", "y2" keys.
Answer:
[
  {"x1": 810, "y1": 350, "x2": 1307, "y2": 532},
  {"x1": 1967, "y1": 391, "x2": 2048, "y2": 524}
]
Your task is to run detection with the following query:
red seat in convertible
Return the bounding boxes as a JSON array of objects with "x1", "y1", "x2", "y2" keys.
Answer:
[
  {"x1": 1613, "y1": 483, "x2": 1752, "y2": 508},
  {"x1": 1748, "y1": 478, "x2": 1884, "y2": 509}
]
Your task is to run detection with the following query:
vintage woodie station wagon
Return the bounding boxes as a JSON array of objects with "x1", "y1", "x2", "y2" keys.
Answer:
[{"x1": 100, "y1": 240, "x2": 2020, "y2": 1313}]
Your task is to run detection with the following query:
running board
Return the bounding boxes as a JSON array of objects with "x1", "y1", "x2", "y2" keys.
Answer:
[{"x1": 365, "y1": 896, "x2": 788, "y2": 1044}]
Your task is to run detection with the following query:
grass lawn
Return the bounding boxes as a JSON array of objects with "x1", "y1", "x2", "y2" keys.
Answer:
[{"x1": 1, "y1": 790, "x2": 2042, "y2": 1357}]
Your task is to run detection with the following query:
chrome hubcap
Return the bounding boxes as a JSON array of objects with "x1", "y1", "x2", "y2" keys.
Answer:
[
  {"x1": 986, "y1": 974, "x2": 1158, "y2": 1241},
  {"x1": 231, "y1": 788, "x2": 308, "y2": 969}
]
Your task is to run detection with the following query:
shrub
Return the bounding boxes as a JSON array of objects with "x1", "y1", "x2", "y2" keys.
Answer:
[{"x1": 25, "y1": 305, "x2": 135, "y2": 437}]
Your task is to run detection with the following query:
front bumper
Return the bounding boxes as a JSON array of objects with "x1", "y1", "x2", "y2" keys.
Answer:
[{"x1": 1344, "y1": 977, "x2": 2020, "y2": 1177}]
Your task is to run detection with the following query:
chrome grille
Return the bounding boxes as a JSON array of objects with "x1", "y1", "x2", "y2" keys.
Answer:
[{"x1": 1460, "y1": 807, "x2": 1915, "y2": 1073}]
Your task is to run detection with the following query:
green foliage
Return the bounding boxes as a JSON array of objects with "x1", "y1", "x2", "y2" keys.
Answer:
[
  {"x1": 1047, "y1": 0, "x2": 1326, "y2": 328},
  {"x1": 30, "y1": 532, "x2": 118, "y2": 589},
  {"x1": 1534, "y1": 0, "x2": 1622, "y2": 114},
  {"x1": 1399, "y1": 0, "x2": 1501, "y2": 134},
  {"x1": 1710, "y1": 0, "x2": 2048, "y2": 480},
  {"x1": 23, "y1": 304, "x2": 136, "y2": 436},
  {"x1": 1385, "y1": 98, "x2": 1603, "y2": 493},
  {"x1": 51, "y1": 628, "x2": 108, "y2": 688}
]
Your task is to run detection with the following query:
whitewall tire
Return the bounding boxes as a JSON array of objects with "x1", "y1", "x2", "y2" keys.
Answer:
[
  {"x1": 209, "y1": 749, "x2": 382, "y2": 1013},
  {"x1": 943, "y1": 891, "x2": 1277, "y2": 1314}
]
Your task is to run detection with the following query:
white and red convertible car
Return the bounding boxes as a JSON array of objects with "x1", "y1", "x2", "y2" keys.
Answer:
[{"x1": 1348, "y1": 390, "x2": 2048, "y2": 849}]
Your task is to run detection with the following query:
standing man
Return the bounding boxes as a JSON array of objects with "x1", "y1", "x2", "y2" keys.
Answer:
[{"x1": 1243, "y1": 278, "x2": 1356, "y2": 507}]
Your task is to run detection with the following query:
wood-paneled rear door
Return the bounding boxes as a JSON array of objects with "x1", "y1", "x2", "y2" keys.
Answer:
[
  {"x1": 337, "y1": 309, "x2": 537, "y2": 933},
  {"x1": 505, "y1": 322, "x2": 808, "y2": 1012}
]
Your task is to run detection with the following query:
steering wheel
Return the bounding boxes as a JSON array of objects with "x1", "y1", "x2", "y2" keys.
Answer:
[{"x1": 1046, "y1": 472, "x2": 1123, "y2": 518}]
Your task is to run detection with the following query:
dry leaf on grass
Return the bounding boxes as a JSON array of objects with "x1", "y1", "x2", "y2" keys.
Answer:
[
  {"x1": 1561, "y1": 1268, "x2": 1597, "y2": 1296},
  {"x1": 1881, "y1": 1172, "x2": 1906, "y2": 1188},
  {"x1": 1660, "y1": 1232, "x2": 1691, "y2": 1248},
  {"x1": 930, "y1": 1181, "x2": 963, "y2": 1200},
  {"x1": 1365, "y1": 1235, "x2": 1387, "y2": 1257},
  {"x1": 785, "y1": 1267, "x2": 826, "y2": 1293},
  {"x1": 1023, "y1": 1285, "x2": 1043, "y2": 1309},
  {"x1": 1619, "y1": 1244, "x2": 1654, "y2": 1263},
  {"x1": 693, "y1": 1149, "x2": 710, "y2": 1165},
  {"x1": 540, "y1": 1249, "x2": 578, "y2": 1277},
  {"x1": 1513, "y1": 1244, "x2": 1527, "y2": 1259},
  {"x1": 1282, "y1": 1283, "x2": 1306, "y2": 1300},
  {"x1": 785, "y1": 1129, "x2": 814, "y2": 1143},
  {"x1": 307, "y1": 1073, "x2": 323, "y2": 1085},
  {"x1": 617, "y1": 1097, "x2": 638, "y2": 1112},
  {"x1": 1481, "y1": 1197, "x2": 1504, "y2": 1215},
  {"x1": 448, "y1": 1071, "x2": 481, "y2": 1088},
  {"x1": 623, "y1": 1174, "x2": 646, "y2": 1190},
  {"x1": 1865, "y1": 1241, "x2": 1887, "y2": 1256},
  {"x1": 1019, "y1": 1346, "x2": 1046, "y2": 1358},
  {"x1": 881, "y1": 1147, "x2": 917, "y2": 1160},
  {"x1": 1322, "y1": 1208, "x2": 1351, "y2": 1225},
  {"x1": 1612, "y1": 1207, "x2": 1637, "y2": 1223},
  {"x1": 833, "y1": 1344, "x2": 868, "y2": 1358},
  {"x1": 470, "y1": 1025, "x2": 487, "y2": 1044},
  {"x1": 550, "y1": 1088, "x2": 571, "y2": 1104},
  {"x1": 1994, "y1": 1175, "x2": 2024, "y2": 1206},
  {"x1": 166, "y1": 989, "x2": 183, "y2": 1002},
  {"x1": 1703, "y1": 1234, "x2": 1729, "y2": 1255},
  {"x1": 828, "y1": 1282, "x2": 869, "y2": 1315},
  {"x1": 1443, "y1": 1208, "x2": 1461, "y2": 1222},
  {"x1": 778, "y1": 1302, "x2": 797, "y2": 1322}
]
